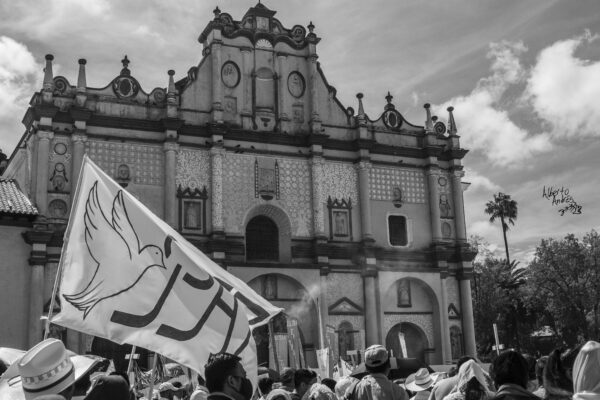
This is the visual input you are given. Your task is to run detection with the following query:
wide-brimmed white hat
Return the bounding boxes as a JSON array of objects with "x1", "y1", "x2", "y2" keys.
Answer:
[
  {"x1": 18, "y1": 339, "x2": 75, "y2": 400},
  {"x1": 405, "y1": 368, "x2": 434, "y2": 392},
  {"x1": 0, "y1": 345, "x2": 102, "y2": 400}
]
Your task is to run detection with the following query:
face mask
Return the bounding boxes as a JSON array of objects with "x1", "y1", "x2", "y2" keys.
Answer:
[{"x1": 235, "y1": 377, "x2": 254, "y2": 400}]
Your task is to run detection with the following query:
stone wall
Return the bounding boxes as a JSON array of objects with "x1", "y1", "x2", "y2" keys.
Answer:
[
  {"x1": 325, "y1": 272, "x2": 364, "y2": 308},
  {"x1": 0, "y1": 226, "x2": 32, "y2": 349}
]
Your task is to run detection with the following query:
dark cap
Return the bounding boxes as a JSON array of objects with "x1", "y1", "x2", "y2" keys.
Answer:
[
  {"x1": 364, "y1": 345, "x2": 389, "y2": 368},
  {"x1": 280, "y1": 367, "x2": 295, "y2": 384}
]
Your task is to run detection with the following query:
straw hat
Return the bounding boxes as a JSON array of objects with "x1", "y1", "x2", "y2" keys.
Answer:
[
  {"x1": 0, "y1": 347, "x2": 102, "y2": 400},
  {"x1": 18, "y1": 339, "x2": 75, "y2": 400},
  {"x1": 266, "y1": 388, "x2": 293, "y2": 400},
  {"x1": 405, "y1": 368, "x2": 434, "y2": 392}
]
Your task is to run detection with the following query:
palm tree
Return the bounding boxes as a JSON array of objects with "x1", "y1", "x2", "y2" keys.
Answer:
[{"x1": 485, "y1": 192, "x2": 518, "y2": 264}]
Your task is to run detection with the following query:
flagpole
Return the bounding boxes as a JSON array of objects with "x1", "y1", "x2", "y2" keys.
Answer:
[
  {"x1": 44, "y1": 156, "x2": 90, "y2": 340},
  {"x1": 43, "y1": 265, "x2": 62, "y2": 340},
  {"x1": 269, "y1": 319, "x2": 279, "y2": 372},
  {"x1": 126, "y1": 345, "x2": 137, "y2": 375},
  {"x1": 147, "y1": 353, "x2": 159, "y2": 400}
]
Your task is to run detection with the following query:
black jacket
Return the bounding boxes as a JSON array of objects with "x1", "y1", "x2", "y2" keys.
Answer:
[{"x1": 494, "y1": 384, "x2": 541, "y2": 400}]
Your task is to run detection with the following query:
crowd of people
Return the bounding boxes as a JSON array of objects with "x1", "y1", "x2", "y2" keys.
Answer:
[{"x1": 2, "y1": 339, "x2": 600, "y2": 400}]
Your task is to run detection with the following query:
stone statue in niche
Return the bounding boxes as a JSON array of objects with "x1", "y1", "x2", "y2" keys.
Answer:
[
  {"x1": 255, "y1": 159, "x2": 279, "y2": 200},
  {"x1": 333, "y1": 211, "x2": 348, "y2": 236},
  {"x1": 259, "y1": 168, "x2": 275, "y2": 198},
  {"x1": 184, "y1": 201, "x2": 201, "y2": 229},
  {"x1": 49, "y1": 199, "x2": 67, "y2": 218},
  {"x1": 116, "y1": 163, "x2": 131, "y2": 187},
  {"x1": 397, "y1": 280, "x2": 411, "y2": 307},
  {"x1": 439, "y1": 194, "x2": 452, "y2": 218},
  {"x1": 49, "y1": 163, "x2": 68, "y2": 192},
  {"x1": 263, "y1": 275, "x2": 277, "y2": 300},
  {"x1": 393, "y1": 187, "x2": 403, "y2": 208},
  {"x1": 118, "y1": 164, "x2": 130, "y2": 180}
]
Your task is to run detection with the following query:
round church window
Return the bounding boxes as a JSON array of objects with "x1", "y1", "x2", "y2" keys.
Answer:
[
  {"x1": 112, "y1": 76, "x2": 139, "y2": 99},
  {"x1": 383, "y1": 109, "x2": 403, "y2": 130},
  {"x1": 54, "y1": 142, "x2": 67, "y2": 155}
]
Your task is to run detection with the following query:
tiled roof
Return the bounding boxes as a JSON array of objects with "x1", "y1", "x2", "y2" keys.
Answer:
[{"x1": 0, "y1": 179, "x2": 38, "y2": 216}]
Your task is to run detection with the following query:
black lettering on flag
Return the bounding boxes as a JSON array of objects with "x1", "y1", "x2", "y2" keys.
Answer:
[
  {"x1": 233, "y1": 329, "x2": 251, "y2": 356},
  {"x1": 183, "y1": 271, "x2": 214, "y2": 289},
  {"x1": 110, "y1": 264, "x2": 182, "y2": 327},
  {"x1": 156, "y1": 279, "x2": 245, "y2": 355},
  {"x1": 214, "y1": 277, "x2": 270, "y2": 325}
]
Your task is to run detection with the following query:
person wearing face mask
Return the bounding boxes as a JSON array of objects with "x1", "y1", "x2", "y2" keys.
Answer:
[
  {"x1": 292, "y1": 369, "x2": 318, "y2": 400},
  {"x1": 205, "y1": 353, "x2": 254, "y2": 400}
]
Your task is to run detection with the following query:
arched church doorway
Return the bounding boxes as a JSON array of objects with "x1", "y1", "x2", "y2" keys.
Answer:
[
  {"x1": 91, "y1": 337, "x2": 149, "y2": 371},
  {"x1": 385, "y1": 322, "x2": 428, "y2": 362},
  {"x1": 248, "y1": 273, "x2": 318, "y2": 368},
  {"x1": 246, "y1": 216, "x2": 279, "y2": 261}
]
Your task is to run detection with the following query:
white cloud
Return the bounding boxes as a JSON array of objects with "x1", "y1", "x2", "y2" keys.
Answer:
[
  {"x1": 526, "y1": 31, "x2": 600, "y2": 140},
  {"x1": 0, "y1": 0, "x2": 111, "y2": 41},
  {"x1": 435, "y1": 41, "x2": 553, "y2": 167},
  {"x1": 469, "y1": 220, "x2": 501, "y2": 241},
  {"x1": 464, "y1": 168, "x2": 501, "y2": 192},
  {"x1": 410, "y1": 91, "x2": 420, "y2": 107},
  {"x1": 0, "y1": 36, "x2": 41, "y2": 152}
]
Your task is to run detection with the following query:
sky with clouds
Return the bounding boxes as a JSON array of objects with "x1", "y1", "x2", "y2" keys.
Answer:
[{"x1": 0, "y1": 0, "x2": 599, "y2": 264}]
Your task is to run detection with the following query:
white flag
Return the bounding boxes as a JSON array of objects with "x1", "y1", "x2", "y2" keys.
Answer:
[{"x1": 53, "y1": 155, "x2": 282, "y2": 382}]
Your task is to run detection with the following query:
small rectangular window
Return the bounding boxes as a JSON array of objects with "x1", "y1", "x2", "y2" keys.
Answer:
[{"x1": 388, "y1": 215, "x2": 407, "y2": 246}]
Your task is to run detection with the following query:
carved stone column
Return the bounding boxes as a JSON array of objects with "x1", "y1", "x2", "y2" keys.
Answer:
[
  {"x1": 363, "y1": 269, "x2": 380, "y2": 346},
  {"x1": 356, "y1": 161, "x2": 373, "y2": 241},
  {"x1": 308, "y1": 54, "x2": 321, "y2": 133},
  {"x1": 310, "y1": 156, "x2": 325, "y2": 237},
  {"x1": 319, "y1": 268, "x2": 329, "y2": 347},
  {"x1": 460, "y1": 268, "x2": 477, "y2": 356},
  {"x1": 164, "y1": 142, "x2": 179, "y2": 227},
  {"x1": 23, "y1": 228, "x2": 54, "y2": 347},
  {"x1": 210, "y1": 146, "x2": 225, "y2": 234},
  {"x1": 276, "y1": 53, "x2": 289, "y2": 126},
  {"x1": 427, "y1": 167, "x2": 442, "y2": 241},
  {"x1": 70, "y1": 132, "x2": 87, "y2": 203},
  {"x1": 36, "y1": 130, "x2": 54, "y2": 215},
  {"x1": 240, "y1": 47, "x2": 253, "y2": 130},
  {"x1": 211, "y1": 37, "x2": 224, "y2": 123},
  {"x1": 29, "y1": 261, "x2": 44, "y2": 346},
  {"x1": 452, "y1": 169, "x2": 467, "y2": 242},
  {"x1": 438, "y1": 267, "x2": 453, "y2": 363}
]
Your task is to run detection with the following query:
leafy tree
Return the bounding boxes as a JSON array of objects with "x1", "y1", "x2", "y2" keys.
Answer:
[
  {"x1": 484, "y1": 193, "x2": 518, "y2": 264},
  {"x1": 526, "y1": 231, "x2": 600, "y2": 345},
  {"x1": 470, "y1": 236, "x2": 531, "y2": 356}
]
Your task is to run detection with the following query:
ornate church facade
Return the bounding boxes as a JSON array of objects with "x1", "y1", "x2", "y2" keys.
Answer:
[{"x1": 2, "y1": 3, "x2": 476, "y2": 366}]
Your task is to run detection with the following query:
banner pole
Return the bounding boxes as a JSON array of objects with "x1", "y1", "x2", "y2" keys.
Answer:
[
  {"x1": 269, "y1": 319, "x2": 279, "y2": 373},
  {"x1": 493, "y1": 323, "x2": 501, "y2": 355},
  {"x1": 43, "y1": 266, "x2": 62, "y2": 340},
  {"x1": 147, "y1": 353, "x2": 159, "y2": 400},
  {"x1": 126, "y1": 345, "x2": 137, "y2": 375}
]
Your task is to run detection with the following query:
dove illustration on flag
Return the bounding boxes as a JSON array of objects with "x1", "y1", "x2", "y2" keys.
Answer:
[{"x1": 53, "y1": 155, "x2": 282, "y2": 381}]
